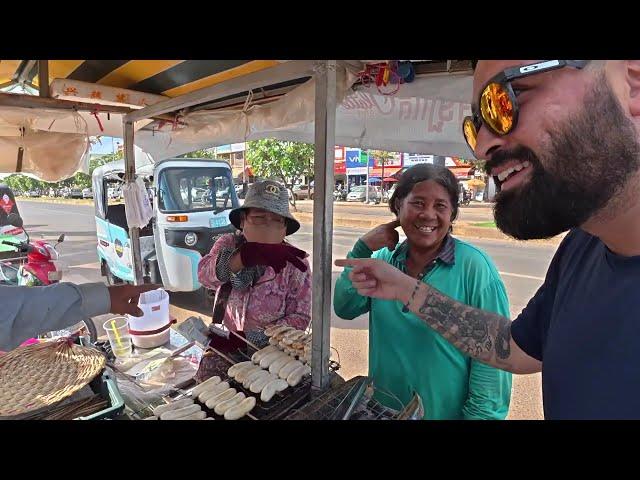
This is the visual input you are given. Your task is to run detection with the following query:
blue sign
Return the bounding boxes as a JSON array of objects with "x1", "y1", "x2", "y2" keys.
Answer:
[
  {"x1": 345, "y1": 150, "x2": 361, "y2": 168},
  {"x1": 345, "y1": 149, "x2": 374, "y2": 169}
]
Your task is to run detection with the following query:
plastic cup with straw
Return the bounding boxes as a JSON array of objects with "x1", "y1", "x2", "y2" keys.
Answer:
[{"x1": 103, "y1": 317, "x2": 132, "y2": 359}]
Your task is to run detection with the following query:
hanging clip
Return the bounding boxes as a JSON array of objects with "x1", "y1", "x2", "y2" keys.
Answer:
[
  {"x1": 172, "y1": 112, "x2": 184, "y2": 131},
  {"x1": 242, "y1": 89, "x2": 254, "y2": 113},
  {"x1": 91, "y1": 105, "x2": 104, "y2": 132},
  {"x1": 16, "y1": 127, "x2": 25, "y2": 173}
]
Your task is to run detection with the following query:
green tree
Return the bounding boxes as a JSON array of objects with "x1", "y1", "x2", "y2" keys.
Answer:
[
  {"x1": 471, "y1": 159, "x2": 487, "y2": 173},
  {"x1": 59, "y1": 151, "x2": 124, "y2": 190},
  {"x1": 368, "y1": 149, "x2": 395, "y2": 182},
  {"x1": 3, "y1": 174, "x2": 38, "y2": 192},
  {"x1": 245, "y1": 139, "x2": 314, "y2": 210}
]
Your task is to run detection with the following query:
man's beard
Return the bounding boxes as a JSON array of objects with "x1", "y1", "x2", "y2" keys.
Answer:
[{"x1": 489, "y1": 73, "x2": 640, "y2": 240}]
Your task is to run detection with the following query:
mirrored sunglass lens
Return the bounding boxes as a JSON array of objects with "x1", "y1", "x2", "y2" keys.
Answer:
[
  {"x1": 480, "y1": 83, "x2": 514, "y2": 134},
  {"x1": 463, "y1": 117, "x2": 478, "y2": 151}
]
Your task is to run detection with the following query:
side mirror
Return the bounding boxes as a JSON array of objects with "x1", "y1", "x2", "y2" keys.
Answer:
[
  {"x1": 57, "y1": 234, "x2": 65, "y2": 244},
  {"x1": 7, "y1": 213, "x2": 23, "y2": 229}
]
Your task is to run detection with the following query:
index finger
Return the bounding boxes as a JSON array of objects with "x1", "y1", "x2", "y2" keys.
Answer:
[{"x1": 335, "y1": 259, "x2": 370, "y2": 270}]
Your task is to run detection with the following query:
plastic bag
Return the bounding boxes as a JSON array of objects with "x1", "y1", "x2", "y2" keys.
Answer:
[
  {"x1": 122, "y1": 176, "x2": 153, "y2": 229},
  {"x1": 110, "y1": 354, "x2": 199, "y2": 419}
]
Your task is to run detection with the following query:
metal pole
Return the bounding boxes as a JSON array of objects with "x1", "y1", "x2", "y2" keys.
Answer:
[
  {"x1": 242, "y1": 146, "x2": 247, "y2": 184},
  {"x1": 365, "y1": 150, "x2": 370, "y2": 203},
  {"x1": 123, "y1": 120, "x2": 144, "y2": 285},
  {"x1": 311, "y1": 61, "x2": 336, "y2": 392},
  {"x1": 38, "y1": 61, "x2": 49, "y2": 98}
]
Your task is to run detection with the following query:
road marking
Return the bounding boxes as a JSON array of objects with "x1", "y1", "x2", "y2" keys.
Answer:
[
  {"x1": 68, "y1": 262, "x2": 101, "y2": 269},
  {"x1": 499, "y1": 271, "x2": 544, "y2": 281},
  {"x1": 60, "y1": 249, "x2": 96, "y2": 258}
]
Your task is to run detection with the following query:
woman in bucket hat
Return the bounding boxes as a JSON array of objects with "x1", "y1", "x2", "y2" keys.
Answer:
[{"x1": 198, "y1": 180, "x2": 311, "y2": 344}]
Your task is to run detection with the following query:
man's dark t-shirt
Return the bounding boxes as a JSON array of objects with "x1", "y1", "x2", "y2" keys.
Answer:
[{"x1": 511, "y1": 228, "x2": 640, "y2": 419}]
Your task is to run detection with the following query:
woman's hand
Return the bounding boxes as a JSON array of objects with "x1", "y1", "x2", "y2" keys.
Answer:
[{"x1": 360, "y1": 219, "x2": 401, "y2": 252}]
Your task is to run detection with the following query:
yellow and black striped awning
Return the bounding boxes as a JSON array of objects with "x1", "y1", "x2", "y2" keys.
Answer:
[{"x1": 0, "y1": 60, "x2": 285, "y2": 97}]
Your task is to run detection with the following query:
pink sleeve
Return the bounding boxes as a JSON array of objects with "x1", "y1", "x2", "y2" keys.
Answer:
[
  {"x1": 197, "y1": 233, "x2": 236, "y2": 290},
  {"x1": 280, "y1": 258, "x2": 312, "y2": 330}
]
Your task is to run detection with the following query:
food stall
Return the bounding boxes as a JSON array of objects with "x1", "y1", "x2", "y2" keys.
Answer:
[{"x1": 0, "y1": 60, "x2": 473, "y2": 420}]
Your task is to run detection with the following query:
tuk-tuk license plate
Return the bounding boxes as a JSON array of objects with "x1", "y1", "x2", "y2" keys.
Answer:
[{"x1": 210, "y1": 217, "x2": 229, "y2": 228}]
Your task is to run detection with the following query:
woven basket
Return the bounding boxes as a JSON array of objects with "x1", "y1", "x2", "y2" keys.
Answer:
[{"x1": 0, "y1": 339, "x2": 106, "y2": 417}]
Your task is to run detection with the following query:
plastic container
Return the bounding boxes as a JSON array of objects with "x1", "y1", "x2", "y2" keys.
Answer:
[
  {"x1": 133, "y1": 288, "x2": 170, "y2": 331},
  {"x1": 128, "y1": 288, "x2": 171, "y2": 349},
  {"x1": 129, "y1": 326, "x2": 171, "y2": 349}
]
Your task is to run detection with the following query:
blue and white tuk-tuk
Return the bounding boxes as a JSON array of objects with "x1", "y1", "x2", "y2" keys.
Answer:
[{"x1": 92, "y1": 158, "x2": 238, "y2": 292}]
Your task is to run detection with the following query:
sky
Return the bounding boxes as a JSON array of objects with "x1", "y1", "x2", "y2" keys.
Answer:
[{"x1": 91, "y1": 136, "x2": 121, "y2": 155}]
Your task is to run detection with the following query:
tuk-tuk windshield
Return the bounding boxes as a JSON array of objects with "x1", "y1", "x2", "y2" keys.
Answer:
[{"x1": 158, "y1": 166, "x2": 235, "y2": 213}]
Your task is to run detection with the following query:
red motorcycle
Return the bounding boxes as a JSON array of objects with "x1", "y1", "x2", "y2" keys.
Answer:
[{"x1": 0, "y1": 213, "x2": 97, "y2": 344}]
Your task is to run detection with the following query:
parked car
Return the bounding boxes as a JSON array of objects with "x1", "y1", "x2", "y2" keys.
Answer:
[
  {"x1": 82, "y1": 188, "x2": 93, "y2": 199},
  {"x1": 291, "y1": 184, "x2": 314, "y2": 200},
  {"x1": 347, "y1": 185, "x2": 380, "y2": 203},
  {"x1": 70, "y1": 188, "x2": 83, "y2": 199}
]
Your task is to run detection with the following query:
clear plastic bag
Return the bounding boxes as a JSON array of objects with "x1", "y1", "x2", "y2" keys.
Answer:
[
  {"x1": 122, "y1": 176, "x2": 153, "y2": 229},
  {"x1": 109, "y1": 356, "x2": 199, "y2": 419}
]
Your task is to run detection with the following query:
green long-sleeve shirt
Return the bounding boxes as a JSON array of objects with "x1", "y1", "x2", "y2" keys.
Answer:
[{"x1": 333, "y1": 237, "x2": 512, "y2": 420}]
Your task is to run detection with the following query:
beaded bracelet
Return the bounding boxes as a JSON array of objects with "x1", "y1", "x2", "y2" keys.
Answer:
[{"x1": 402, "y1": 279, "x2": 422, "y2": 313}]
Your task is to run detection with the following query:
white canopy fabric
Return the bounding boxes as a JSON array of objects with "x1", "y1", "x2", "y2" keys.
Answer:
[
  {"x1": 0, "y1": 79, "x2": 165, "y2": 181},
  {"x1": 0, "y1": 64, "x2": 474, "y2": 181},
  {"x1": 135, "y1": 70, "x2": 474, "y2": 161}
]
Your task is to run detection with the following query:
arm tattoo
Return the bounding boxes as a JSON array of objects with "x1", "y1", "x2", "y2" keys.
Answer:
[{"x1": 416, "y1": 284, "x2": 512, "y2": 368}]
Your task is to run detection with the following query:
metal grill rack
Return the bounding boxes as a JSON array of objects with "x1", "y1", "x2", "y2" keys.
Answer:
[
  {"x1": 162, "y1": 343, "x2": 340, "y2": 420},
  {"x1": 284, "y1": 375, "x2": 424, "y2": 420}
]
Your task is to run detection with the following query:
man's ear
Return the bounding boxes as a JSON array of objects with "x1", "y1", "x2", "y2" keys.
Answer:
[{"x1": 626, "y1": 61, "x2": 640, "y2": 118}]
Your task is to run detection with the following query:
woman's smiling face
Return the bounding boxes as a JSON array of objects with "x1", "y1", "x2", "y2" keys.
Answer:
[{"x1": 397, "y1": 180, "x2": 453, "y2": 252}]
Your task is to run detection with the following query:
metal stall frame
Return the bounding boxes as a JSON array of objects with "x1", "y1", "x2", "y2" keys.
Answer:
[{"x1": 123, "y1": 60, "x2": 348, "y2": 392}]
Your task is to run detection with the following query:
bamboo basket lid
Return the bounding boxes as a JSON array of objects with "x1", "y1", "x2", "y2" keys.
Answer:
[{"x1": 0, "y1": 339, "x2": 106, "y2": 417}]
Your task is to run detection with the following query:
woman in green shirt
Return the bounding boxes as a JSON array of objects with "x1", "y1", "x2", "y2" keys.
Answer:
[{"x1": 334, "y1": 164, "x2": 512, "y2": 419}]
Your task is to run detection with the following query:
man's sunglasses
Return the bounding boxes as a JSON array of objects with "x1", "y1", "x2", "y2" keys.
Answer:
[{"x1": 463, "y1": 60, "x2": 589, "y2": 155}]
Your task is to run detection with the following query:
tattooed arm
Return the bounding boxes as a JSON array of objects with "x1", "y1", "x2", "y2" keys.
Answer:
[
  {"x1": 411, "y1": 282, "x2": 540, "y2": 373},
  {"x1": 334, "y1": 258, "x2": 542, "y2": 374}
]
